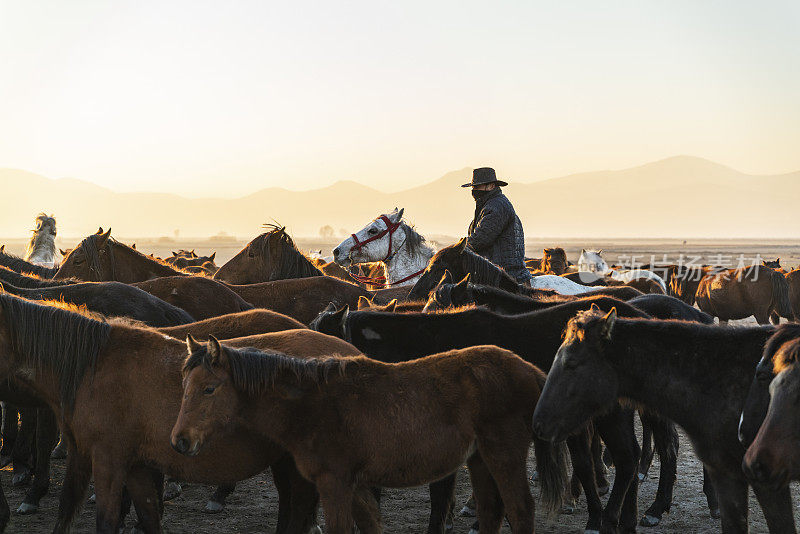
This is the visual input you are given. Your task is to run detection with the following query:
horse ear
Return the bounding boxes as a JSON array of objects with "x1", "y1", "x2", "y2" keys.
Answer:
[
  {"x1": 191, "y1": 249, "x2": 197, "y2": 257},
  {"x1": 394, "y1": 208, "x2": 404, "y2": 222},
  {"x1": 330, "y1": 305, "x2": 349, "y2": 332},
  {"x1": 600, "y1": 308, "x2": 617, "y2": 340},
  {"x1": 323, "y1": 302, "x2": 337, "y2": 313},
  {"x1": 97, "y1": 228, "x2": 112, "y2": 248},
  {"x1": 0, "y1": 245, "x2": 4, "y2": 254},
  {"x1": 185, "y1": 334, "x2": 204, "y2": 355},
  {"x1": 385, "y1": 299, "x2": 398, "y2": 312},
  {"x1": 172, "y1": 251, "x2": 178, "y2": 256},
  {"x1": 456, "y1": 273, "x2": 471, "y2": 288},
  {"x1": 97, "y1": 226, "x2": 104, "y2": 234},
  {"x1": 209, "y1": 252, "x2": 215, "y2": 262},
  {"x1": 206, "y1": 335, "x2": 228, "y2": 368},
  {"x1": 357, "y1": 296, "x2": 371, "y2": 310},
  {"x1": 59, "y1": 248, "x2": 67, "y2": 255},
  {"x1": 0, "y1": 282, "x2": 4, "y2": 294},
  {"x1": 598, "y1": 249, "x2": 604, "y2": 255},
  {"x1": 439, "y1": 270, "x2": 453, "y2": 286},
  {"x1": 581, "y1": 248, "x2": 586, "y2": 254},
  {"x1": 456, "y1": 237, "x2": 468, "y2": 252},
  {"x1": 131, "y1": 243, "x2": 136, "y2": 250},
  {"x1": 590, "y1": 302, "x2": 601, "y2": 312}
]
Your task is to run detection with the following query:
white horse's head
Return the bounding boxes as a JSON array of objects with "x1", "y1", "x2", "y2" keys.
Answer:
[
  {"x1": 333, "y1": 208, "x2": 405, "y2": 267},
  {"x1": 577, "y1": 249, "x2": 609, "y2": 273}
]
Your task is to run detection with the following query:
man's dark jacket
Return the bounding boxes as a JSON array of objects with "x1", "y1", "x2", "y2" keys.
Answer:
[{"x1": 467, "y1": 188, "x2": 531, "y2": 283}]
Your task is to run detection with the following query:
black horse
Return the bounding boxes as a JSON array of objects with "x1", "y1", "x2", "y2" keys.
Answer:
[{"x1": 532, "y1": 310, "x2": 795, "y2": 534}]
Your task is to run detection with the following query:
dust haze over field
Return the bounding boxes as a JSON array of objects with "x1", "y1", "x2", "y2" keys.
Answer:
[{"x1": 2, "y1": 155, "x2": 799, "y2": 241}]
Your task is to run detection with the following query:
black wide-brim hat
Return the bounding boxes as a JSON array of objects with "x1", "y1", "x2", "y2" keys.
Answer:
[{"x1": 461, "y1": 167, "x2": 508, "y2": 187}]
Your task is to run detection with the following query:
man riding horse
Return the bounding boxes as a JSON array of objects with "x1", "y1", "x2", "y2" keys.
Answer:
[{"x1": 463, "y1": 167, "x2": 531, "y2": 285}]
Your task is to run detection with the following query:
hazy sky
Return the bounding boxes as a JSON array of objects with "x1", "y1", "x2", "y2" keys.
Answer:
[{"x1": 1, "y1": 1, "x2": 798, "y2": 197}]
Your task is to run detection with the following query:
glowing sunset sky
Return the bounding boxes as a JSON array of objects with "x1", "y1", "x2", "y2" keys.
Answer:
[{"x1": 1, "y1": 1, "x2": 798, "y2": 197}]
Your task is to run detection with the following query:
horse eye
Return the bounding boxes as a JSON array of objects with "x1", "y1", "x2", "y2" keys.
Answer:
[
  {"x1": 204, "y1": 386, "x2": 216, "y2": 395},
  {"x1": 367, "y1": 228, "x2": 378, "y2": 235},
  {"x1": 248, "y1": 249, "x2": 255, "y2": 257},
  {"x1": 73, "y1": 258, "x2": 84, "y2": 265}
]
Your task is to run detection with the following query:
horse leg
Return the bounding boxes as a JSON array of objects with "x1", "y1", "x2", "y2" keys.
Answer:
[
  {"x1": 92, "y1": 455, "x2": 127, "y2": 534},
  {"x1": 427, "y1": 474, "x2": 457, "y2": 534},
  {"x1": 702, "y1": 467, "x2": 720, "y2": 518},
  {"x1": 477, "y1": 439, "x2": 534, "y2": 534},
  {"x1": 125, "y1": 465, "x2": 164, "y2": 533},
  {"x1": 11, "y1": 406, "x2": 35, "y2": 487},
  {"x1": 0, "y1": 402, "x2": 17, "y2": 467},
  {"x1": 704, "y1": 470, "x2": 748, "y2": 534},
  {"x1": 596, "y1": 407, "x2": 640, "y2": 534},
  {"x1": 204, "y1": 484, "x2": 235, "y2": 514},
  {"x1": 591, "y1": 432, "x2": 609, "y2": 495},
  {"x1": 639, "y1": 415, "x2": 678, "y2": 527},
  {"x1": 352, "y1": 486, "x2": 382, "y2": 534},
  {"x1": 751, "y1": 481, "x2": 797, "y2": 533},
  {"x1": 0, "y1": 461, "x2": 9, "y2": 532},
  {"x1": 53, "y1": 440, "x2": 92, "y2": 533},
  {"x1": 18, "y1": 408, "x2": 59, "y2": 514},
  {"x1": 315, "y1": 473, "x2": 356, "y2": 534},
  {"x1": 638, "y1": 411, "x2": 655, "y2": 481},
  {"x1": 466, "y1": 453, "x2": 503, "y2": 534},
  {"x1": 272, "y1": 455, "x2": 320, "y2": 534},
  {"x1": 567, "y1": 431, "x2": 602, "y2": 533}
]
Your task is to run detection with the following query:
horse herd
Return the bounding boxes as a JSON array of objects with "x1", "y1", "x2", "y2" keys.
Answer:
[{"x1": 0, "y1": 210, "x2": 796, "y2": 533}]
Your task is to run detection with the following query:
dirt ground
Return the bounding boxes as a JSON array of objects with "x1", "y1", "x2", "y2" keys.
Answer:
[{"x1": 4, "y1": 426, "x2": 798, "y2": 533}]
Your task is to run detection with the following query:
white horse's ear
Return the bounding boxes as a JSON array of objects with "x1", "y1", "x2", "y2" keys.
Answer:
[
  {"x1": 597, "y1": 249, "x2": 603, "y2": 255},
  {"x1": 581, "y1": 248, "x2": 586, "y2": 254},
  {"x1": 394, "y1": 208, "x2": 404, "y2": 221}
]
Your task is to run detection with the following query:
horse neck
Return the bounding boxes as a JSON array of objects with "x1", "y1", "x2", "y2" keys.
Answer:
[
  {"x1": 384, "y1": 238, "x2": 433, "y2": 286},
  {"x1": 279, "y1": 248, "x2": 324, "y2": 280},
  {"x1": 115, "y1": 247, "x2": 186, "y2": 282},
  {"x1": 605, "y1": 321, "x2": 771, "y2": 435}
]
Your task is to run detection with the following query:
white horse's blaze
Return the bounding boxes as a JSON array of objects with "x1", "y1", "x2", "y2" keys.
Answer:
[
  {"x1": 578, "y1": 250, "x2": 667, "y2": 292},
  {"x1": 530, "y1": 275, "x2": 603, "y2": 296},
  {"x1": 333, "y1": 208, "x2": 434, "y2": 287}
]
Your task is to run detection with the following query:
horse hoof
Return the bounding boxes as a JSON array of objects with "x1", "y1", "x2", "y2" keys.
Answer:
[
  {"x1": 638, "y1": 472, "x2": 647, "y2": 482},
  {"x1": 88, "y1": 493, "x2": 96, "y2": 504},
  {"x1": 203, "y1": 501, "x2": 225, "y2": 514},
  {"x1": 639, "y1": 515, "x2": 660, "y2": 527},
  {"x1": 16, "y1": 502, "x2": 38, "y2": 515},
  {"x1": 597, "y1": 485, "x2": 609, "y2": 496},
  {"x1": 11, "y1": 471, "x2": 31, "y2": 487},
  {"x1": 459, "y1": 505, "x2": 476, "y2": 517},
  {"x1": 163, "y1": 481, "x2": 182, "y2": 501},
  {"x1": 710, "y1": 508, "x2": 721, "y2": 519}
]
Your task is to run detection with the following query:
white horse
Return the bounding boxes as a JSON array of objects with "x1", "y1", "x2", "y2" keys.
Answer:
[
  {"x1": 529, "y1": 274, "x2": 605, "y2": 296},
  {"x1": 578, "y1": 249, "x2": 667, "y2": 292},
  {"x1": 333, "y1": 208, "x2": 434, "y2": 287},
  {"x1": 24, "y1": 213, "x2": 58, "y2": 268}
]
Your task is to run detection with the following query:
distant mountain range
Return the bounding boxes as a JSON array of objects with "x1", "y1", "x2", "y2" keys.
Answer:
[{"x1": 2, "y1": 156, "x2": 798, "y2": 239}]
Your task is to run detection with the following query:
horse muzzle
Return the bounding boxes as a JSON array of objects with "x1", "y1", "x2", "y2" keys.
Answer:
[{"x1": 171, "y1": 435, "x2": 202, "y2": 457}]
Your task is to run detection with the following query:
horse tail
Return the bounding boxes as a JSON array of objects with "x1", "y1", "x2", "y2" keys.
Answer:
[
  {"x1": 532, "y1": 435, "x2": 569, "y2": 517},
  {"x1": 770, "y1": 270, "x2": 793, "y2": 319}
]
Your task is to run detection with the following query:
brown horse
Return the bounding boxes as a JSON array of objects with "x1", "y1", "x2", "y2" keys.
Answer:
[
  {"x1": 131, "y1": 276, "x2": 253, "y2": 319},
  {"x1": 156, "y1": 309, "x2": 306, "y2": 340},
  {"x1": 174, "y1": 341, "x2": 568, "y2": 534},
  {"x1": 696, "y1": 264, "x2": 793, "y2": 324},
  {"x1": 0, "y1": 292, "x2": 364, "y2": 533},
  {"x1": 528, "y1": 248, "x2": 569, "y2": 275},
  {"x1": 784, "y1": 268, "x2": 800, "y2": 319},
  {"x1": 55, "y1": 229, "x2": 189, "y2": 282},
  {"x1": 320, "y1": 261, "x2": 374, "y2": 288},
  {"x1": 222, "y1": 277, "x2": 371, "y2": 324},
  {"x1": 743, "y1": 337, "x2": 800, "y2": 487}
]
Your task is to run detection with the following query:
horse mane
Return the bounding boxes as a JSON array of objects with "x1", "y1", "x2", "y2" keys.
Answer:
[
  {"x1": 0, "y1": 249, "x2": 58, "y2": 278},
  {"x1": 397, "y1": 222, "x2": 432, "y2": 258},
  {"x1": 0, "y1": 266, "x2": 79, "y2": 289},
  {"x1": 183, "y1": 344, "x2": 348, "y2": 397},
  {"x1": 458, "y1": 246, "x2": 518, "y2": 288},
  {"x1": 0, "y1": 292, "x2": 111, "y2": 412},
  {"x1": 773, "y1": 337, "x2": 800, "y2": 374},
  {"x1": 764, "y1": 323, "x2": 800, "y2": 374},
  {"x1": 257, "y1": 224, "x2": 323, "y2": 279}
]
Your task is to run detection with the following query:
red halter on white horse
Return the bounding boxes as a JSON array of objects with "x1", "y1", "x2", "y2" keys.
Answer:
[{"x1": 347, "y1": 215, "x2": 426, "y2": 287}]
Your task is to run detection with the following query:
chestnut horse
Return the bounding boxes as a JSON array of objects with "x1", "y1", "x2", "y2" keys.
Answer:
[
  {"x1": 131, "y1": 276, "x2": 253, "y2": 320},
  {"x1": 222, "y1": 277, "x2": 371, "y2": 324},
  {"x1": 527, "y1": 248, "x2": 568, "y2": 275},
  {"x1": 174, "y1": 340, "x2": 568, "y2": 534},
  {"x1": 695, "y1": 264, "x2": 793, "y2": 324},
  {"x1": 0, "y1": 292, "x2": 367, "y2": 533},
  {"x1": 156, "y1": 309, "x2": 306, "y2": 340},
  {"x1": 743, "y1": 337, "x2": 800, "y2": 488}
]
